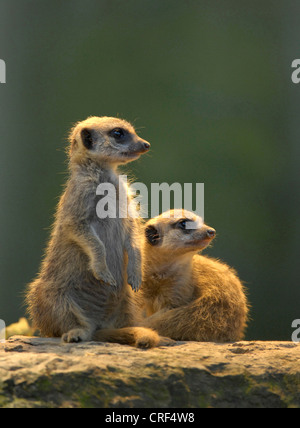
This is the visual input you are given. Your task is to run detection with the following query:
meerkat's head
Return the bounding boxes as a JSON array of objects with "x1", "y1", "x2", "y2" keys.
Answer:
[
  {"x1": 68, "y1": 116, "x2": 150, "y2": 166},
  {"x1": 144, "y1": 209, "x2": 216, "y2": 258}
]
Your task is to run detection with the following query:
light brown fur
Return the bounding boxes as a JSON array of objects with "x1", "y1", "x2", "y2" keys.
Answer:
[
  {"x1": 26, "y1": 116, "x2": 163, "y2": 348},
  {"x1": 140, "y1": 210, "x2": 249, "y2": 342}
]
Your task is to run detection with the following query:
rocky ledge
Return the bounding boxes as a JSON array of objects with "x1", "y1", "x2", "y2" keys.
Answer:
[{"x1": 0, "y1": 336, "x2": 299, "y2": 408}]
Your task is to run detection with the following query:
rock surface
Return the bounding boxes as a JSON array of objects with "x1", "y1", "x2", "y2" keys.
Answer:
[{"x1": 0, "y1": 336, "x2": 300, "y2": 408}]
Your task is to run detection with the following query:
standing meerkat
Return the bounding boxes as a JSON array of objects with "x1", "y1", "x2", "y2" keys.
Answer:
[
  {"x1": 140, "y1": 210, "x2": 249, "y2": 342},
  {"x1": 26, "y1": 116, "x2": 164, "y2": 348}
]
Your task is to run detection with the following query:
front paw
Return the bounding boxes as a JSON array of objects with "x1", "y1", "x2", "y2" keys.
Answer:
[
  {"x1": 62, "y1": 328, "x2": 92, "y2": 343},
  {"x1": 92, "y1": 264, "x2": 117, "y2": 287},
  {"x1": 128, "y1": 272, "x2": 142, "y2": 292}
]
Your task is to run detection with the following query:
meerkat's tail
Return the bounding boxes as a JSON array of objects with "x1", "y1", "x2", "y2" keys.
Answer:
[{"x1": 93, "y1": 327, "x2": 165, "y2": 349}]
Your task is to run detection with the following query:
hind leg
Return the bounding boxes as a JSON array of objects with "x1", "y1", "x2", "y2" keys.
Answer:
[
  {"x1": 93, "y1": 327, "x2": 172, "y2": 349},
  {"x1": 135, "y1": 329, "x2": 175, "y2": 348},
  {"x1": 157, "y1": 336, "x2": 176, "y2": 347}
]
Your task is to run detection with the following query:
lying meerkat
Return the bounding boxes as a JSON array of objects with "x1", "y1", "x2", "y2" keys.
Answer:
[
  {"x1": 26, "y1": 116, "x2": 165, "y2": 348},
  {"x1": 140, "y1": 209, "x2": 249, "y2": 342}
]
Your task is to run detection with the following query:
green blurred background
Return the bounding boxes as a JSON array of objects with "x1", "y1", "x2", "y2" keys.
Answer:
[{"x1": 0, "y1": 0, "x2": 299, "y2": 340}]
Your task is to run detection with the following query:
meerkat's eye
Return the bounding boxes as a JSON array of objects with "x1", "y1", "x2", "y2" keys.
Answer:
[
  {"x1": 109, "y1": 128, "x2": 126, "y2": 141},
  {"x1": 177, "y1": 219, "x2": 193, "y2": 232},
  {"x1": 178, "y1": 220, "x2": 187, "y2": 230}
]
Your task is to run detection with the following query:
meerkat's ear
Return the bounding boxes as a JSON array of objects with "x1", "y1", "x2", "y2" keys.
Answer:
[
  {"x1": 145, "y1": 225, "x2": 161, "y2": 246},
  {"x1": 81, "y1": 128, "x2": 94, "y2": 150}
]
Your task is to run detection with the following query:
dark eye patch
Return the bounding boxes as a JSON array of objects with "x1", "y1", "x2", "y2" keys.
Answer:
[
  {"x1": 109, "y1": 127, "x2": 127, "y2": 141},
  {"x1": 175, "y1": 219, "x2": 193, "y2": 232},
  {"x1": 81, "y1": 128, "x2": 94, "y2": 150}
]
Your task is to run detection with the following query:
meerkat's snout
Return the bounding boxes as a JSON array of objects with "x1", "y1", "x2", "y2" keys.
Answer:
[
  {"x1": 206, "y1": 228, "x2": 216, "y2": 238},
  {"x1": 188, "y1": 224, "x2": 216, "y2": 250},
  {"x1": 142, "y1": 141, "x2": 150, "y2": 152},
  {"x1": 131, "y1": 139, "x2": 151, "y2": 155}
]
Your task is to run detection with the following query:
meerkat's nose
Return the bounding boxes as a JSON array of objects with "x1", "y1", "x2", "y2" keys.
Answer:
[
  {"x1": 142, "y1": 142, "x2": 150, "y2": 151},
  {"x1": 206, "y1": 228, "x2": 216, "y2": 238}
]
